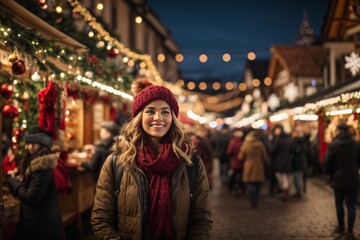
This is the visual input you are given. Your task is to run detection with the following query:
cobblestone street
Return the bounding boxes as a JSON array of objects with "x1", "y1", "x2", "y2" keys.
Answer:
[{"x1": 210, "y1": 161, "x2": 360, "y2": 240}]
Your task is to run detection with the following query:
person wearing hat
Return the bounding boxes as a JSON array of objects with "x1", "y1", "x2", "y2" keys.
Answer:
[
  {"x1": 324, "y1": 122, "x2": 360, "y2": 240},
  {"x1": 80, "y1": 120, "x2": 119, "y2": 181},
  {"x1": 92, "y1": 77, "x2": 213, "y2": 239},
  {"x1": 7, "y1": 126, "x2": 65, "y2": 240}
]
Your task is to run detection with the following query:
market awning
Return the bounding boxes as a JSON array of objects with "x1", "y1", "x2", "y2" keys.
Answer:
[{"x1": 0, "y1": 0, "x2": 87, "y2": 52}]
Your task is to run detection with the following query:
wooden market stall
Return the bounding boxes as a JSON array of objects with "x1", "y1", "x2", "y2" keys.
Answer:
[{"x1": 0, "y1": 0, "x2": 97, "y2": 238}]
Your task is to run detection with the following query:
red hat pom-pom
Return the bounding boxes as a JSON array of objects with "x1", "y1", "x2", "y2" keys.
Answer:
[{"x1": 131, "y1": 78, "x2": 153, "y2": 96}]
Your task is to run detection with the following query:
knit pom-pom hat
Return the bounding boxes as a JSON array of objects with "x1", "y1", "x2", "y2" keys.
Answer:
[{"x1": 131, "y1": 78, "x2": 179, "y2": 118}]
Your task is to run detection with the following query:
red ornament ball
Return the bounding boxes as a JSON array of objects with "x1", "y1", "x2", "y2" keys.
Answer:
[
  {"x1": 12, "y1": 60, "x2": 26, "y2": 75},
  {"x1": 107, "y1": 48, "x2": 117, "y2": 58},
  {"x1": 0, "y1": 83, "x2": 14, "y2": 98},
  {"x1": 2, "y1": 104, "x2": 19, "y2": 119}
]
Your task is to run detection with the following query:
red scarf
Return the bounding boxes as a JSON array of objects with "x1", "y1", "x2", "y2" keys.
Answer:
[{"x1": 137, "y1": 137, "x2": 179, "y2": 239}]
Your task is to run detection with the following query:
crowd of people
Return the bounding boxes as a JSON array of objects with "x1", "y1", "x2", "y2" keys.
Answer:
[{"x1": 186, "y1": 120, "x2": 360, "y2": 240}]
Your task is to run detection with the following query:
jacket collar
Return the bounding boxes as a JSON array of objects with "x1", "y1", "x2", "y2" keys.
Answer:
[{"x1": 25, "y1": 153, "x2": 59, "y2": 176}]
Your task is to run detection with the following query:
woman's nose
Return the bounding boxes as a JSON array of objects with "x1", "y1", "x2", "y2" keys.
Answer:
[{"x1": 154, "y1": 111, "x2": 162, "y2": 120}]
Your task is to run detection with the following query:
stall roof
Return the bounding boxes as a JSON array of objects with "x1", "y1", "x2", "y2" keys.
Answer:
[
  {"x1": 272, "y1": 76, "x2": 360, "y2": 112},
  {"x1": 268, "y1": 45, "x2": 328, "y2": 79},
  {"x1": 0, "y1": 0, "x2": 87, "y2": 52},
  {"x1": 324, "y1": 76, "x2": 360, "y2": 98}
]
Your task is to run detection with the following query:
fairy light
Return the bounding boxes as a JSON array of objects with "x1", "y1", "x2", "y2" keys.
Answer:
[
  {"x1": 247, "y1": 52, "x2": 256, "y2": 60},
  {"x1": 199, "y1": 54, "x2": 208, "y2": 63},
  {"x1": 67, "y1": 0, "x2": 164, "y2": 84},
  {"x1": 135, "y1": 16, "x2": 143, "y2": 24},
  {"x1": 222, "y1": 53, "x2": 231, "y2": 62},
  {"x1": 269, "y1": 112, "x2": 289, "y2": 122},
  {"x1": 175, "y1": 53, "x2": 184, "y2": 62},
  {"x1": 56, "y1": 6, "x2": 63, "y2": 13}
]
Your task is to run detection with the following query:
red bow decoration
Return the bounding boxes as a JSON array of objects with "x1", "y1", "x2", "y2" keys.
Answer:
[{"x1": 38, "y1": 81, "x2": 57, "y2": 139}]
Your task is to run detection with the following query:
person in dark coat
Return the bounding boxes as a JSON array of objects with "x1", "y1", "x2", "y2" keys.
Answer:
[
  {"x1": 324, "y1": 122, "x2": 360, "y2": 240},
  {"x1": 290, "y1": 126, "x2": 310, "y2": 198},
  {"x1": 212, "y1": 125, "x2": 231, "y2": 183},
  {"x1": 190, "y1": 131, "x2": 214, "y2": 189},
  {"x1": 270, "y1": 124, "x2": 293, "y2": 201},
  {"x1": 7, "y1": 126, "x2": 65, "y2": 240},
  {"x1": 80, "y1": 121, "x2": 119, "y2": 181}
]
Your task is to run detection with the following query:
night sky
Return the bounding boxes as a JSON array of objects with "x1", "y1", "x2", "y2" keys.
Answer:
[{"x1": 148, "y1": 0, "x2": 331, "y2": 82}]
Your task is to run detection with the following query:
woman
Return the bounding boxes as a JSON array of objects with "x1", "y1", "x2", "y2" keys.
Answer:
[
  {"x1": 7, "y1": 126, "x2": 65, "y2": 240},
  {"x1": 238, "y1": 130, "x2": 268, "y2": 208},
  {"x1": 226, "y1": 127, "x2": 245, "y2": 196},
  {"x1": 92, "y1": 77, "x2": 213, "y2": 239}
]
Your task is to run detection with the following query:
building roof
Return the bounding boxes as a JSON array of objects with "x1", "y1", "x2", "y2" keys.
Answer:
[
  {"x1": 268, "y1": 45, "x2": 328, "y2": 79},
  {"x1": 321, "y1": 0, "x2": 359, "y2": 42}
]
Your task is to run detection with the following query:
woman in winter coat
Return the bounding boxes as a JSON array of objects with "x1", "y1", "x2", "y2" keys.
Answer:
[
  {"x1": 7, "y1": 126, "x2": 65, "y2": 240},
  {"x1": 226, "y1": 128, "x2": 245, "y2": 195},
  {"x1": 237, "y1": 130, "x2": 268, "y2": 208},
  {"x1": 92, "y1": 77, "x2": 213, "y2": 240}
]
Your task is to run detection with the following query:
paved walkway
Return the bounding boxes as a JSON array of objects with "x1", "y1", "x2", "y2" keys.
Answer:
[
  {"x1": 210, "y1": 161, "x2": 360, "y2": 240},
  {"x1": 78, "y1": 160, "x2": 360, "y2": 240}
]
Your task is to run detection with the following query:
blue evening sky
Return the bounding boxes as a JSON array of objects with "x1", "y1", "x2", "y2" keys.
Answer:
[{"x1": 148, "y1": 0, "x2": 331, "y2": 81}]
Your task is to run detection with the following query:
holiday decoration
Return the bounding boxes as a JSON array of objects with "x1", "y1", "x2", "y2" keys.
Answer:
[
  {"x1": 267, "y1": 93, "x2": 280, "y2": 110},
  {"x1": 345, "y1": 52, "x2": 360, "y2": 76},
  {"x1": 31, "y1": 71, "x2": 41, "y2": 82},
  {"x1": 38, "y1": 0, "x2": 47, "y2": 9},
  {"x1": 38, "y1": 81, "x2": 57, "y2": 139},
  {"x1": 87, "y1": 55, "x2": 99, "y2": 65},
  {"x1": 295, "y1": 12, "x2": 316, "y2": 46},
  {"x1": 11, "y1": 60, "x2": 26, "y2": 75},
  {"x1": 0, "y1": 83, "x2": 14, "y2": 98},
  {"x1": 85, "y1": 71, "x2": 94, "y2": 78},
  {"x1": 283, "y1": 82, "x2": 299, "y2": 103},
  {"x1": 8, "y1": 53, "x2": 19, "y2": 63},
  {"x1": 107, "y1": 48, "x2": 118, "y2": 58},
  {"x1": 2, "y1": 104, "x2": 19, "y2": 119}
]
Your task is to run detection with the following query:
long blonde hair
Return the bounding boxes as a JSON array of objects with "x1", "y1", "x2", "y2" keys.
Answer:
[{"x1": 115, "y1": 111, "x2": 194, "y2": 167}]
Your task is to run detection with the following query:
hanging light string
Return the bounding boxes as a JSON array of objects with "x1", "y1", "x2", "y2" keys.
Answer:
[
  {"x1": 183, "y1": 89, "x2": 243, "y2": 112},
  {"x1": 67, "y1": 0, "x2": 163, "y2": 85}
]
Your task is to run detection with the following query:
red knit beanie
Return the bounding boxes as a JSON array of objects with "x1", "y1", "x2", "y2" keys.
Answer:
[{"x1": 131, "y1": 78, "x2": 179, "y2": 118}]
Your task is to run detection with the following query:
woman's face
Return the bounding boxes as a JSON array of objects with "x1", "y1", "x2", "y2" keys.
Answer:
[
  {"x1": 141, "y1": 100, "x2": 172, "y2": 142},
  {"x1": 25, "y1": 143, "x2": 40, "y2": 155}
]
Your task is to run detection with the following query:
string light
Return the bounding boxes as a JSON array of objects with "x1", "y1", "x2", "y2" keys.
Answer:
[
  {"x1": 67, "y1": 0, "x2": 164, "y2": 84},
  {"x1": 175, "y1": 53, "x2": 184, "y2": 62},
  {"x1": 135, "y1": 16, "x2": 143, "y2": 24},
  {"x1": 222, "y1": 53, "x2": 231, "y2": 62},
  {"x1": 247, "y1": 52, "x2": 256, "y2": 60},
  {"x1": 199, "y1": 54, "x2": 208, "y2": 63}
]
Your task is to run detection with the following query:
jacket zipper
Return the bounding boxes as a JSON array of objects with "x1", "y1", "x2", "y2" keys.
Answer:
[
  {"x1": 172, "y1": 162, "x2": 187, "y2": 239},
  {"x1": 133, "y1": 167, "x2": 147, "y2": 239}
]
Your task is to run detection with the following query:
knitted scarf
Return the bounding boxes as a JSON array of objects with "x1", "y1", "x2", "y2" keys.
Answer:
[{"x1": 137, "y1": 137, "x2": 179, "y2": 239}]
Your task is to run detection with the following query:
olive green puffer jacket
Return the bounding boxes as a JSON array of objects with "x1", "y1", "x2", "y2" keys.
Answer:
[{"x1": 92, "y1": 154, "x2": 213, "y2": 240}]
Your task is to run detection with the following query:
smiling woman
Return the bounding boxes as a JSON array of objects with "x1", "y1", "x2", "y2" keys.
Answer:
[{"x1": 91, "y1": 77, "x2": 213, "y2": 239}]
